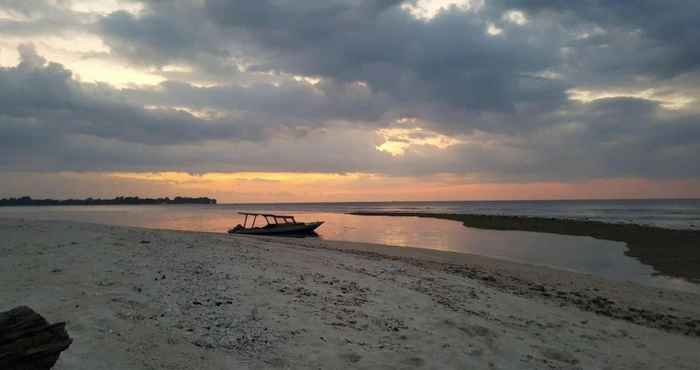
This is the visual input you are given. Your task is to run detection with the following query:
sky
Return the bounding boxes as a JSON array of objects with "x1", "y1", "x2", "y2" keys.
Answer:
[{"x1": 1, "y1": 0, "x2": 699, "y2": 202}]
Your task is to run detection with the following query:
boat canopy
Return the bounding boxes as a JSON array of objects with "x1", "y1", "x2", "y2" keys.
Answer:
[{"x1": 238, "y1": 212, "x2": 297, "y2": 228}]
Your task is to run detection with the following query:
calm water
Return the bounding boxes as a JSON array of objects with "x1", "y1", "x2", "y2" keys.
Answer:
[
  {"x1": 2, "y1": 203, "x2": 698, "y2": 293},
  {"x1": 225, "y1": 199, "x2": 700, "y2": 230}
]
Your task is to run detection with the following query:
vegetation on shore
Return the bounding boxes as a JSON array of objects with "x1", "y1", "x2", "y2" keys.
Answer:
[{"x1": 0, "y1": 196, "x2": 216, "y2": 206}]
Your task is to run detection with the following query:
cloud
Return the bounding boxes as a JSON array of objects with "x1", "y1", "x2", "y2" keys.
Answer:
[
  {"x1": 203, "y1": 0, "x2": 566, "y2": 119},
  {"x1": 94, "y1": 2, "x2": 253, "y2": 82},
  {"x1": 0, "y1": 45, "x2": 259, "y2": 145},
  {"x1": 121, "y1": 79, "x2": 395, "y2": 126},
  {"x1": 0, "y1": 44, "x2": 273, "y2": 173},
  {"x1": 0, "y1": 1, "x2": 698, "y2": 187},
  {"x1": 491, "y1": 0, "x2": 700, "y2": 81},
  {"x1": 0, "y1": 45, "x2": 390, "y2": 173},
  {"x1": 0, "y1": 0, "x2": 88, "y2": 36},
  {"x1": 93, "y1": 1, "x2": 568, "y2": 123}
]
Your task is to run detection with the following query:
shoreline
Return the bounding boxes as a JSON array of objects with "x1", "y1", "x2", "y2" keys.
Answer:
[
  {"x1": 3, "y1": 218, "x2": 700, "y2": 369},
  {"x1": 350, "y1": 212, "x2": 700, "y2": 283}
]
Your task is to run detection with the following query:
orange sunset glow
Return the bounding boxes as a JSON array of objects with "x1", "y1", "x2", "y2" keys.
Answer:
[{"x1": 2, "y1": 171, "x2": 699, "y2": 203}]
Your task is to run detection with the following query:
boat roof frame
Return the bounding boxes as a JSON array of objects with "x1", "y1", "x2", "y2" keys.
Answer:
[
  {"x1": 239, "y1": 212, "x2": 297, "y2": 228},
  {"x1": 238, "y1": 212, "x2": 296, "y2": 218}
]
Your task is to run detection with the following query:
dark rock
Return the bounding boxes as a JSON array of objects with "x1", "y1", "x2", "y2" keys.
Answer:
[{"x1": 0, "y1": 306, "x2": 72, "y2": 369}]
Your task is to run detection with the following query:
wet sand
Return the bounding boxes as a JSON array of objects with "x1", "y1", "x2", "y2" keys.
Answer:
[
  {"x1": 351, "y1": 212, "x2": 700, "y2": 283},
  {"x1": 2, "y1": 218, "x2": 700, "y2": 369}
]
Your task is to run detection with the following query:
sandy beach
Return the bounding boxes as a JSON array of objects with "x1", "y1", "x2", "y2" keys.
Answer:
[{"x1": 2, "y1": 218, "x2": 700, "y2": 369}]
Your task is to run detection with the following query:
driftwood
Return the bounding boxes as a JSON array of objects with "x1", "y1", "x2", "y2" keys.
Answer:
[{"x1": 0, "y1": 306, "x2": 72, "y2": 370}]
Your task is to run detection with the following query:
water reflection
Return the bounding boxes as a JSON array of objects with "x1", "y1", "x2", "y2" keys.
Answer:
[
  {"x1": 307, "y1": 213, "x2": 695, "y2": 291},
  {"x1": 2, "y1": 205, "x2": 698, "y2": 293}
]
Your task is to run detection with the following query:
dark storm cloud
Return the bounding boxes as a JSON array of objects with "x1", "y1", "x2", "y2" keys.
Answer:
[
  {"x1": 379, "y1": 97, "x2": 700, "y2": 181},
  {"x1": 521, "y1": 98, "x2": 700, "y2": 180},
  {"x1": 0, "y1": 45, "x2": 389, "y2": 172},
  {"x1": 1, "y1": 0, "x2": 699, "y2": 181},
  {"x1": 122, "y1": 79, "x2": 394, "y2": 126},
  {"x1": 491, "y1": 0, "x2": 700, "y2": 80},
  {"x1": 97, "y1": 4, "x2": 237, "y2": 75},
  {"x1": 203, "y1": 0, "x2": 566, "y2": 117},
  {"x1": 0, "y1": 45, "x2": 257, "y2": 149},
  {"x1": 1, "y1": 47, "x2": 699, "y2": 179},
  {"x1": 0, "y1": 0, "x2": 87, "y2": 36},
  {"x1": 93, "y1": 1, "x2": 568, "y2": 122}
]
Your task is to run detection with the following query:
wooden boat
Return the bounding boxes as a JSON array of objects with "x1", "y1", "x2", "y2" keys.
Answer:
[{"x1": 228, "y1": 212, "x2": 324, "y2": 235}]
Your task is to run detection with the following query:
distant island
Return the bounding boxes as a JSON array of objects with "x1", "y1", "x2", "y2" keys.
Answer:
[{"x1": 0, "y1": 196, "x2": 217, "y2": 206}]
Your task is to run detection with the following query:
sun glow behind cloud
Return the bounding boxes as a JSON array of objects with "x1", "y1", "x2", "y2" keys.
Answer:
[
  {"x1": 503, "y1": 10, "x2": 528, "y2": 25},
  {"x1": 376, "y1": 120, "x2": 463, "y2": 156},
  {"x1": 69, "y1": 0, "x2": 144, "y2": 15},
  {"x1": 293, "y1": 75, "x2": 322, "y2": 85},
  {"x1": 0, "y1": 37, "x2": 165, "y2": 87},
  {"x1": 401, "y1": 0, "x2": 479, "y2": 21},
  {"x1": 72, "y1": 59, "x2": 166, "y2": 87},
  {"x1": 0, "y1": 0, "x2": 164, "y2": 87},
  {"x1": 486, "y1": 23, "x2": 503, "y2": 35},
  {"x1": 567, "y1": 88, "x2": 694, "y2": 110}
]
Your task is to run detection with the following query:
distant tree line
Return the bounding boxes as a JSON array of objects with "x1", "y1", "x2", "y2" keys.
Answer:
[{"x1": 0, "y1": 196, "x2": 217, "y2": 206}]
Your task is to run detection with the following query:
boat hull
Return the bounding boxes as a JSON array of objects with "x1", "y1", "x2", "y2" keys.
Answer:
[{"x1": 228, "y1": 221, "x2": 324, "y2": 236}]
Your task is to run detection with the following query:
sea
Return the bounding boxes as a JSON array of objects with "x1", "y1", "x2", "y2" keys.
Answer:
[
  {"x1": 227, "y1": 199, "x2": 700, "y2": 230},
  {"x1": 2, "y1": 199, "x2": 699, "y2": 293}
]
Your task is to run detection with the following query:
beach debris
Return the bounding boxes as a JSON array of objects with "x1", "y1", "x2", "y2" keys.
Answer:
[
  {"x1": 0, "y1": 306, "x2": 72, "y2": 369},
  {"x1": 139, "y1": 240, "x2": 151, "y2": 244}
]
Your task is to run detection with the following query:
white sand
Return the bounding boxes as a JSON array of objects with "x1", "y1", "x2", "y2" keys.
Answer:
[{"x1": 2, "y1": 218, "x2": 699, "y2": 369}]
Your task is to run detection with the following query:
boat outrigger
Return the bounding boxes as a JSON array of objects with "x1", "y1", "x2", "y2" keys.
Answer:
[{"x1": 228, "y1": 212, "x2": 324, "y2": 235}]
